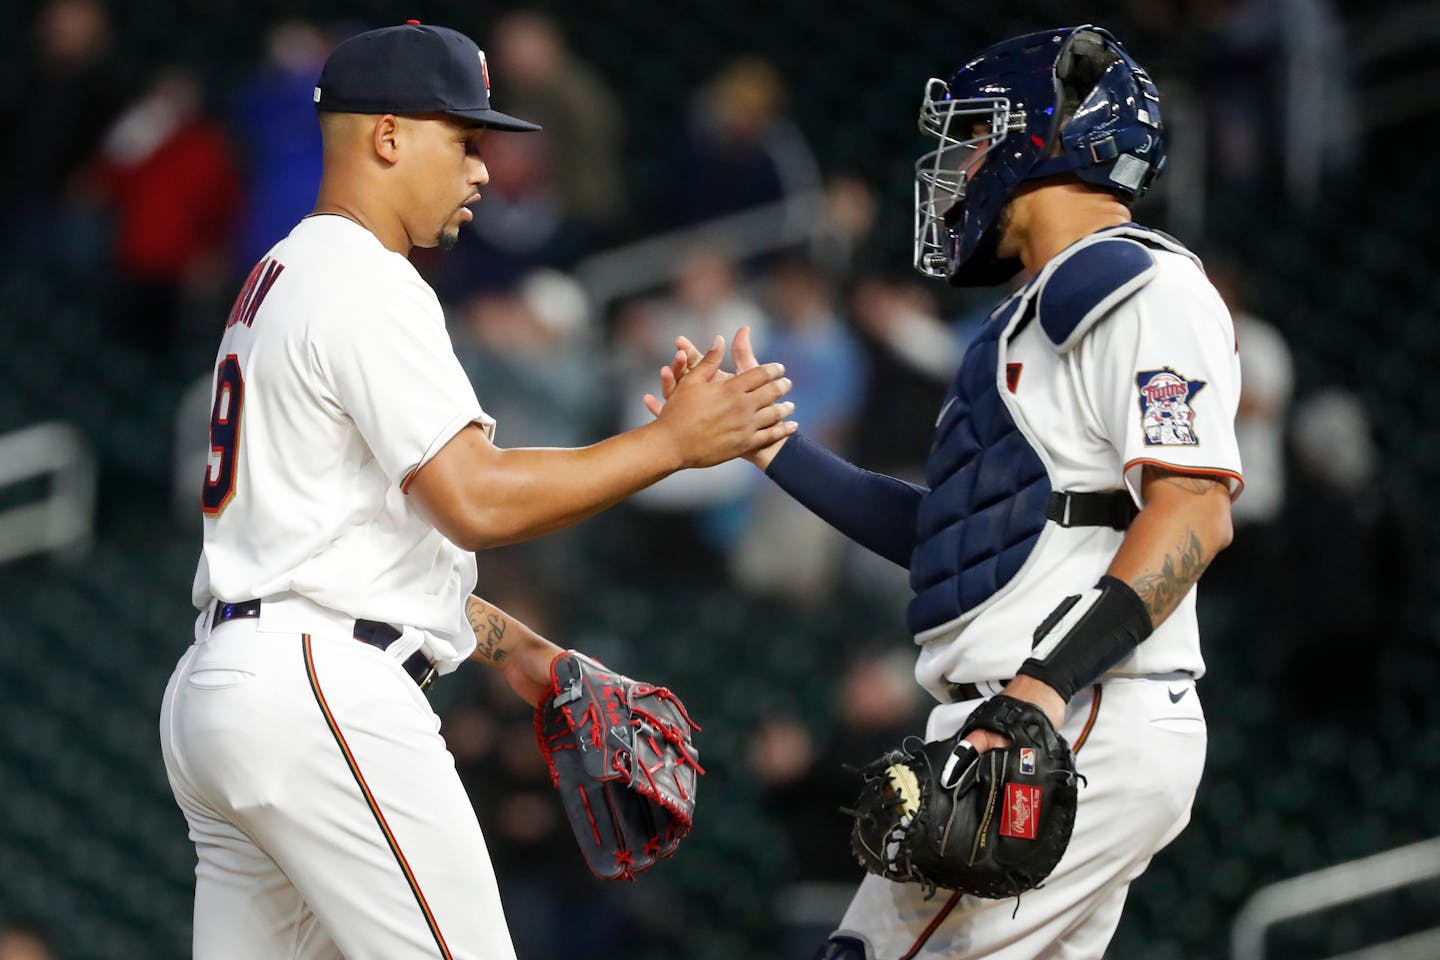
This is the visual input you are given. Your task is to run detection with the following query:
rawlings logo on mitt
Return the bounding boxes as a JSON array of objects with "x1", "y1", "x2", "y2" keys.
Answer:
[
  {"x1": 535, "y1": 650, "x2": 704, "y2": 881},
  {"x1": 847, "y1": 695, "x2": 1078, "y2": 899}
]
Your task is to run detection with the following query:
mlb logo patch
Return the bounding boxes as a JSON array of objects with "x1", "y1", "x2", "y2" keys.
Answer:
[
  {"x1": 1136, "y1": 367, "x2": 1206, "y2": 446},
  {"x1": 1019, "y1": 748, "x2": 1036, "y2": 775},
  {"x1": 1000, "y1": 783, "x2": 1041, "y2": 840}
]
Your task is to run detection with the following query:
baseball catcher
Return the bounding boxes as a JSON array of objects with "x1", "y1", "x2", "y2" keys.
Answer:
[
  {"x1": 848, "y1": 695, "x2": 1079, "y2": 899},
  {"x1": 535, "y1": 650, "x2": 704, "y2": 881},
  {"x1": 645, "y1": 20, "x2": 1237, "y2": 959}
]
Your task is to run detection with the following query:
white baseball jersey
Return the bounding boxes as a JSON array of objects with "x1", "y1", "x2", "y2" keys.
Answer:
[
  {"x1": 915, "y1": 228, "x2": 1243, "y2": 702},
  {"x1": 828, "y1": 228, "x2": 1240, "y2": 960},
  {"x1": 191, "y1": 214, "x2": 493, "y2": 672}
]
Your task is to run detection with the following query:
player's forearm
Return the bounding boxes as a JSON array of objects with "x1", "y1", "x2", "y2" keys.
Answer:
[
  {"x1": 1012, "y1": 471, "x2": 1229, "y2": 704},
  {"x1": 1105, "y1": 469, "x2": 1233, "y2": 628},
  {"x1": 415, "y1": 361, "x2": 794, "y2": 548},
  {"x1": 468, "y1": 425, "x2": 683, "y2": 545},
  {"x1": 465, "y1": 594, "x2": 562, "y2": 707},
  {"x1": 416, "y1": 422, "x2": 684, "y2": 550},
  {"x1": 763, "y1": 433, "x2": 924, "y2": 568}
]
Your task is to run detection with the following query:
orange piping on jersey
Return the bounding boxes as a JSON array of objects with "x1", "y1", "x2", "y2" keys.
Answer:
[
  {"x1": 303, "y1": 635, "x2": 455, "y2": 960},
  {"x1": 900, "y1": 890, "x2": 963, "y2": 960},
  {"x1": 400, "y1": 466, "x2": 419, "y2": 495},
  {"x1": 1122, "y1": 458, "x2": 1245, "y2": 501},
  {"x1": 1072, "y1": 684, "x2": 1103, "y2": 753}
]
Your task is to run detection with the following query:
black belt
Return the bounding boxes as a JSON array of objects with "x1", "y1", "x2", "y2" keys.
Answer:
[
  {"x1": 946, "y1": 493, "x2": 1134, "y2": 703},
  {"x1": 210, "y1": 599, "x2": 438, "y2": 692},
  {"x1": 1045, "y1": 490, "x2": 1138, "y2": 530}
]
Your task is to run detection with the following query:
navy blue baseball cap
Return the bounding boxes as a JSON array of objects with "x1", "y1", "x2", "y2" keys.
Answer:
[{"x1": 314, "y1": 21, "x2": 541, "y2": 132}]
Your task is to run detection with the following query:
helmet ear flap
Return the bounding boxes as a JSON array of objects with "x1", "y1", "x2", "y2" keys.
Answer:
[
  {"x1": 1048, "y1": 29, "x2": 1165, "y2": 199},
  {"x1": 1054, "y1": 29, "x2": 1122, "y2": 130}
]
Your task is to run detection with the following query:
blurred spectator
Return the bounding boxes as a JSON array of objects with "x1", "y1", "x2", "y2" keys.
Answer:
[
  {"x1": 229, "y1": 20, "x2": 330, "y2": 269},
  {"x1": 1232, "y1": 313, "x2": 1293, "y2": 527},
  {"x1": 492, "y1": 11, "x2": 627, "y2": 237},
  {"x1": 731, "y1": 258, "x2": 867, "y2": 604},
  {"x1": 1194, "y1": 0, "x2": 1355, "y2": 199},
  {"x1": 812, "y1": 175, "x2": 881, "y2": 278},
  {"x1": 1207, "y1": 259, "x2": 1294, "y2": 586},
  {"x1": 841, "y1": 277, "x2": 968, "y2": 604},
  {"x1": 756, "y1": 260, "x2": 865, "y2": 451},
  {"x1": 0, "y1": 922, "x2": 53, "y2": 960},
  {"x1": 661, "y1": 57, "x2": 820, "y2": 227},
  {"x1": 453, "y1": 269, "x2": 600, "y2": 449},
  {"x1": 747, "y1": 651, "x2": 930, "y2": 954},
  {"x1": 451, "y1": 269, "x2": 602, "y2": 591},
  {"x1": 609, "y1": 246, "x2": 767, "y2": 573},
  {"x1": 1280, "y1": 390, "x2": 1419, "y2": 721},
  {"x1": 0, "y1": 0, "x2": 129, "y2": 270},
  {"x1": 752, "y1": 649, "x2": 925, "y2": 887},
  {"x1": 848, "y1": 276, "x2": 961, "y2": 474},
  {"x1": 88, "y1": 67, "x2": 242, "y2": 353}
]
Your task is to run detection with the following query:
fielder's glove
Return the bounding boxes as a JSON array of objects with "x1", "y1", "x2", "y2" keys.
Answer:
[
  {"x1": 847, "y1": 695, "x2": 1078, "y2": 899},
  {"x1": 535, "y1": 650, "x2": 704, "y2": 881}
]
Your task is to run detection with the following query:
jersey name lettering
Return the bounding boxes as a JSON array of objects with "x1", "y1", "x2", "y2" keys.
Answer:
[{"x1": 226, "y1": 257, "x2": 286, "y2": 329}]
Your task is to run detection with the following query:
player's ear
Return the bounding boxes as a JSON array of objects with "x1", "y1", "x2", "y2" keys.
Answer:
[{"x1": 372, "y1": 114, "x2": 401, "y2": 164}]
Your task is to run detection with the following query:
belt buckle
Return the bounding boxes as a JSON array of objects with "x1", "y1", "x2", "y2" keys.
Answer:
[{"x1": 416, "y1": 663, "x2": 438, "y2": 692}]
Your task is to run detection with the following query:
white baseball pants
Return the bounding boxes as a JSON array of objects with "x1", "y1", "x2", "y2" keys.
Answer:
[
  {"x1": 159, "y1": 605, "x2": 516, "y2": 960},
  {"x1": 831, "y1": 676, "x2": 1206, "y2": 959}
]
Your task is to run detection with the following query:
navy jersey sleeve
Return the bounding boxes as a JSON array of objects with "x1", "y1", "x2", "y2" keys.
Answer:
[{"x1": 764, "y1": 434, "x2": 925, "y2": 568}]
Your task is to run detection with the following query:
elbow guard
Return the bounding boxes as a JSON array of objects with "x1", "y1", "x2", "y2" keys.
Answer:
[{"x1": 1015, "y1": 575, "x2": 1153, "y2": 703}]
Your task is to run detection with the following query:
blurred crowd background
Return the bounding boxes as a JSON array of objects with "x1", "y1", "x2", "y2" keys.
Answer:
[{"x1": 0, "y1": 0, "x2": 1437, "y2": 958}]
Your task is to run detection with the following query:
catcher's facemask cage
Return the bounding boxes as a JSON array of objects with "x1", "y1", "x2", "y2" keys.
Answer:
[
  {"x1": 913, "y1": 25, "x2": 1166, "y2": 288},
  {"x1": 913, "y1": 82, "x2": 1017, "y2": 280}
]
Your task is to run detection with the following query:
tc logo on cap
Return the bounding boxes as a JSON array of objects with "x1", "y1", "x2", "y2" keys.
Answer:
[{"x1": 478, "y1": 50, "x2": 491, "y2": 93}]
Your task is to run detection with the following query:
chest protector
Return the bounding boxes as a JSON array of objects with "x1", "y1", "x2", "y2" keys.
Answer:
[{"x1": 907, "y1": 225, "x2": 1195, "y2": 636}]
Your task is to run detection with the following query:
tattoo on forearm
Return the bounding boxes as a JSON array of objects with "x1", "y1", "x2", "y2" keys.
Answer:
[
  {"x1": 1157, "y1": 474, "x2": 1219, "y2": 496},
  {"x1": 466, "y1": 596, "x2": 509, "y2": 663},
  {"x1": 1130, "y1": 530, "x2": 1210, "y2": 626}
]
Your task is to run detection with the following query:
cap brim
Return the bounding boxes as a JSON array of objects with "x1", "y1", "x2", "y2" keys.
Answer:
[{"x1": 445, "y1": 107, "x2": 542, "y2": 132}]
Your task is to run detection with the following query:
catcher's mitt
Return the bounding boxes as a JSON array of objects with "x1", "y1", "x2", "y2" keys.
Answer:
[
  {"x1": 534, "y1": 650, "x2": 704, "y2": 881},
  {"x1": 847, "y1": 695, "x2": 1078, "y2": 899}
]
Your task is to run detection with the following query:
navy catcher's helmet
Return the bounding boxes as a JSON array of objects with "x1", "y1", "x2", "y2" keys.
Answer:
[{"x1": 914, "y1": 26, "x2": 1165, "y2": 286}]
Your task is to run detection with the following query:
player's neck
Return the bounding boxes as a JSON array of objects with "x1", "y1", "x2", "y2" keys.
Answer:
[
  {"x1": 310, "y1": 188, "x2": 412, "y2": 256},
  {"x1": 1005, "y1": 183, "x2": 1131, "y2": 275}
]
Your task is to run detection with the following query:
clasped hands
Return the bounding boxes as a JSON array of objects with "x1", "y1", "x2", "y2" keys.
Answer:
[{"x1": 643, "y1": 326, "x2": 793, "y2": 470}]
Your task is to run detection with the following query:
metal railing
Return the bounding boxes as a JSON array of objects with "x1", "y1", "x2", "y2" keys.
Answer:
[
  {"x1": 572, "y1": 191, "x2": 827, "y2": 313},
  {"x1": 174, "y1": 373, "x2": 213, "y2": 518},
  {"x1": 1230, "y1": 835, "x2": 1440, "y2": 960},
  {"x1": 0, "y1": 421, "x2": 96, "y2": 564}
]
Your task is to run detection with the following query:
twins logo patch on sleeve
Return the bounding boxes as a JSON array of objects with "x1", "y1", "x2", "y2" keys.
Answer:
[{"x1": 1136, "y1": 367, "x2": 1207, "y2": 446}]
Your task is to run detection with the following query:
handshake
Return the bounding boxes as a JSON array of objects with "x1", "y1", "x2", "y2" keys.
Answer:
[{"x1": 640, "y1": 325, "x2": 795, "y2": 472}]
